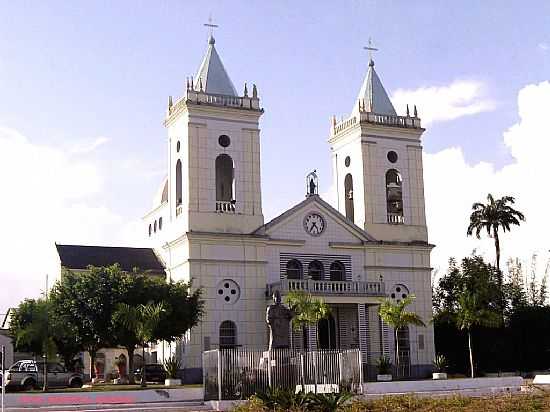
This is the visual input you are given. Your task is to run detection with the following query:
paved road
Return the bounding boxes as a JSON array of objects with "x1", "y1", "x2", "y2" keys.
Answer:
[{"x1": 3, "y1": 401, "x2": 212, "y2": 412}]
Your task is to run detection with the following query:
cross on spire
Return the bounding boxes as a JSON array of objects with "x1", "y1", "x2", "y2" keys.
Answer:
[
  {"x1": 363, "y1": 37, "x2": 379, "y2": 66},
  {"x1": 204, "y1": 14, "x2": 219, "y2": 37}
]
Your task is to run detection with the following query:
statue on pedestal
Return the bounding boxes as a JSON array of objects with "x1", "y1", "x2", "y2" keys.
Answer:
[{"x1": 266, "y1": 290, "x2": 294, "y2": 350}]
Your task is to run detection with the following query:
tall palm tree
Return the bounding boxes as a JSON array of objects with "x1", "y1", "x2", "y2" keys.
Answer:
[
  {"x1": 379, "y1": 295, "x2": 425, "y2": 371},
  {"x1": 114, "y1": 302, "x2": 165, "y2": 387},
  {"x1": 455, "y1": 291, "x2": 501, "y2": 378},
  {"x1": 467, "y1": 194, "x2": 525, "y2": 272},
  {"x1": 284, "y1": 291, "x2": 331, "y2": 350}
]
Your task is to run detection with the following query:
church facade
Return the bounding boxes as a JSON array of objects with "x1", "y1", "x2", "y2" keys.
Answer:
[{"x1": 142, "y1": 32, "x2": 435, "y2": 381}]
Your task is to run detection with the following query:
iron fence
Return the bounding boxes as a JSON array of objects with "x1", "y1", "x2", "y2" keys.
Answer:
[{"x1": 203, "y1": 348, "x2": 362, "y2": 401}]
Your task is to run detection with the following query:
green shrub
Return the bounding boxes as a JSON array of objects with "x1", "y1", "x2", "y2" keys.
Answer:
[
  {"x1": 163, "y1": 356, "x2": 181, "y2": 379},
  {"x1": 376, "y1": 356, "x2": 392, "y2": 375},
  {"x1": 433, "y1": 354, "x2": 448, "y2": 373}
]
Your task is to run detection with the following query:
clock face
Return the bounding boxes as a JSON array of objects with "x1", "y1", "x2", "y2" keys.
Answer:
[{"x1": 303, "y1": 213, "x2": 326, "y2": 236}]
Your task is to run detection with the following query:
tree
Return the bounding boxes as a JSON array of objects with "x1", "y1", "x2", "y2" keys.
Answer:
[
  {"x1": 455, "y1": 291, "x2": 501, "y2": 378},
  {"x1": 114, "y1": 302, "x2": 166, "y2": 387},
  {"x1": 113, "y1": 274, "x2": 203, "y2": 384},
  {"x1": 50, "y1": 265, "x2": 127, "y2": 381},
  {"x1": 8, "y1": 298, "x2": 56, "y2": 391},
  {"x1": 284, "y1": 291, "x2": 330, "y2": 349},
  {"x1": 378, "y1": 295, "x2": 425, "y2": 371},
  {"x1": 467, "y1": 194, "x2": 525, "y2": 272}
]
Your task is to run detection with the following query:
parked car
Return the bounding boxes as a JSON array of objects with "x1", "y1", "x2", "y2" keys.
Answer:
[
  {"x1": 134, "y1": 364, "x2": 167, "y2": 383},
  {"x1": 5, "y1": 361, "x2": 84, "y2": 391}
]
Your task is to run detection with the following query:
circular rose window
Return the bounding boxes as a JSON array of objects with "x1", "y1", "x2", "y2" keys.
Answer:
[
  {"x1": 389, "y1": 284, "x2": 410, "y2": 303},
  {"x1": 216, "y1": 279, "x2": 240, "y2": 304}
]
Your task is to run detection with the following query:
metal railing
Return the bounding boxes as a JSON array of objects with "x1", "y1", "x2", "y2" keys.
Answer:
[
  {"x1": 267, "y1": 279, "x2": 385, "y2": 297},
  {"x1": 203, "y1": 348, "x2": 362, "y2": 401}
]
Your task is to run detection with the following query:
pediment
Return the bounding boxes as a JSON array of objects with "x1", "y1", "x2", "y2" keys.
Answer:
[{"x1": 254, "y1": 195, "x2": 376, "y2": 243}]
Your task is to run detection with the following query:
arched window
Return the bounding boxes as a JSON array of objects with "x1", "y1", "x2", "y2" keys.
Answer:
[
  {"x1": 219, "y1": 320, "x2": 237, "y2": 349},
  {"x1": 176, "y1": 160, "x2": 182, "y2": 206},
  {"x1": 344, "y1": 173, "x2": 354, "y2": 222},
  {"x1": 329, "y1": 261, "x2": 345, "y2": 282},
  {"x1": 386, "y1": 169, "x2": 403, "y2": 223},
  {"x1": 154, "y1": 220, "x2": 157, "y2": 233},
  {"x1": 216, "y1": 154, "x2": 234, "y2": 201},
  {"x1": 148, "y1": 224, "x2": 152, "y2": 237},
  {"x1": 158, "y1": 217, "x2": 163, "y2": 231},
  {"x1": 308, "y1": 260, "x2": 324, "y2": 281},
  {"x1": 286, "y1": 259, "x2": 303, "y2": 280}
]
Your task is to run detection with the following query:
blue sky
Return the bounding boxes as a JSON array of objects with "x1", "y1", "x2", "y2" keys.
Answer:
[{"x1": 1, "y1": 1, "x2": 549, "y2": 312}]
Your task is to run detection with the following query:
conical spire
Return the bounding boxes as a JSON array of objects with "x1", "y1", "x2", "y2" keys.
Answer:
[
  {"x1": 194, "y1": 35, "x2": 238, "y2": 96},
  {"x1": 354, "y1": 59, "x2": 397, "y2": 116}
]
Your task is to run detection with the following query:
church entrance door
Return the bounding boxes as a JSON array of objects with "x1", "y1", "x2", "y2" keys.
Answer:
[{"x1": 318, "y1": 315, "x2": 337, "y2": 350}]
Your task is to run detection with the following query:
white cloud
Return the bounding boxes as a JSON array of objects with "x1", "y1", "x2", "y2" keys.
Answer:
[
  {"x1": 539, "y1": 43, "x2": 549, "y2": 51},
  {"x1": 425, "y1": 81, "x2": 550, "y2": 277},
  {"x1": 392, "y1": 80, "x2": 496, "y2": 126},
  {"x1": 68, "y1": 136, "x2": 110, "y2": 155},
  {"x1": 0, "y1": 128, "x2": 139, "y2": 313}
]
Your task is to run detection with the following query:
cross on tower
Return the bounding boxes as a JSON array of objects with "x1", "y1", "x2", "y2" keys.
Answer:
[
  {"x1": 204, "y1": 14, "x2": 219, "y2": 37},
  {"x1": 363, "y1": 37, "x2": 379, "y2": 63}
]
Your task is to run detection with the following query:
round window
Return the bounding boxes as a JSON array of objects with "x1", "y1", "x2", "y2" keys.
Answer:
[
  {"x1": 390, "y1": 284, "x2": 409, "y2": 303},
  {"x1": 387, "y1": 151, "x2": 398, "y2": 163},
  {"x1": 176, "y1": 141, "x2": 181, "y2": 152},
  {"x1": 218, "y1": 135, "x2": 231, "y2": 148},
  {"x1": 345, "y1": 156, "x2": 351, "y2": 167},
  {"x1": 216, "y1": 279, "x2": 241, "y2": 304}
]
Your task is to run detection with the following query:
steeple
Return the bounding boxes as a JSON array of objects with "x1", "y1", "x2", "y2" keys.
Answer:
[
  {"x1": 193, "y1": 34, "x2": 238, "y2": 96},
  {"x1": 354, "y1": 58, "x2": 397, "y2": 116}
]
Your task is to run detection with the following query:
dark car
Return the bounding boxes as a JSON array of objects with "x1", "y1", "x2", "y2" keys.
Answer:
[{"x1": 134, "y1": 364, "x2": 166, "y2": 383}]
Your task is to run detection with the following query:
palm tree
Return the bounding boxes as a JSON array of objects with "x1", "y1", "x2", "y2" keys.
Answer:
[
  {"x1": 284, "y1": 291, "x2": 331, "y2": 350},
  {"x1": 114, "y1": 302, "x2": 165, "y2": 387},
  {"x1": 455, "y1": 291, "x2": 501, "y2": 378},
  {"x1": 467, "y1": 194, "x2": 525, "y2": 272},
  {"x1": 379, "y1": 295, "x2": 426, "y2": 372}
]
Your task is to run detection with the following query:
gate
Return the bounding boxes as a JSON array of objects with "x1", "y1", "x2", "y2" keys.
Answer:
[{"x1": 203, "y1": 348, "x2": 362, "y2": 401}]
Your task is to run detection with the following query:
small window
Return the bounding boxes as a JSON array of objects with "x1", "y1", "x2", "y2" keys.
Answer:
[
  {"x1": 329, "y1": 261, "x2": 345, "y2": 281},
  {"x1": 216, "y1": 154, "x2": 234, "y2": 201},
  {"x1": 148, "y1": 224, "x2": 152, "y2": 237},
  {"x1": 159, "y1": 217, "x2": 163, "y2": 230},
  {"x1": 219, "y1": 320, "x2": 237, "y2": 349},
  {"x1": 418, "y1": 334, "x2": 425, "y2": 350},
  {"x1": 308, "y1": 260, "x2": 324, "y2": 281},
  {"x1": 387, "y1": 151, "x2": 398, "y2": 163},
  {"x1": 154, "y1": 220, "x2": 157, "y2": 233},
  {"x1": 286, "y1": 259, "x2": 303, "y2": 280},
  {"x1": 345, "y1": 156, "x2": 351, "y2": 167},
  {"x1": 218, "y1": 135, "x2": 231, "y2": 148},
  {"x1": 176, "y1": 159, "x2": 182, "y2": 206},
  {"x1": 176, "y1": 140, "x2": 181, "y2": 152}
]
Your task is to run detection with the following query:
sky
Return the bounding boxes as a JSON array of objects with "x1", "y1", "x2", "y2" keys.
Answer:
[{"x1": 1, "y1": 1, "x2": 549, "y2": 314}]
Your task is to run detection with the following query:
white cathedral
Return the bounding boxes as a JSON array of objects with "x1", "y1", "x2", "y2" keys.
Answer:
[{"x1": 59, "y1": 31, "x2": 435, "y2": 382}]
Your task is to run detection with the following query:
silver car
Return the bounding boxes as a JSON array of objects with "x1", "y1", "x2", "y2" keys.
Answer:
[{"x1": 5, "y1": 361, "x2": 84, "y2": 390}]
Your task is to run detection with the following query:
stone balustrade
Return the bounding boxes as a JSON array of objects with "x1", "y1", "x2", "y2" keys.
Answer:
[
  {"x1": 267, "y1": 279, "x2": 385, "y2": 297},
  {"x1": 387, "y1": 213, "x2": 404, "y2": 224},
  {"x1": 216, "y1": 200, "x2": 236, "y2": 213}
]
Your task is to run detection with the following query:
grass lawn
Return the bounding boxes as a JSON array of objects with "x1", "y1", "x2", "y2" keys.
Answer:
[{"x1": 235, "y1": 390, "x2": 550, "y2": 412}]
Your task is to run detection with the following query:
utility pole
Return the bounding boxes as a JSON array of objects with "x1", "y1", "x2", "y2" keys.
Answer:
[
  {"x1": 2, "y1": 345, "x2": 5, "y2": 412},
  {"x1": 43, "y1": 274, "x2": 48, "y2": 392}
]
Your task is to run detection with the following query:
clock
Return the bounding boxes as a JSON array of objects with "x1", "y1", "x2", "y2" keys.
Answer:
[{"x1": 303, "y1": 213, "x2": 326, "y2": 236}]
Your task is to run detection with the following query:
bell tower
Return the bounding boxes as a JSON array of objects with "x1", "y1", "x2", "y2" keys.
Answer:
[
  {"x1": 329, "y1": 52, "x2": 428, "y2": 243},
  {"x1": 164, "y1": 33, "x2": 264, "y2": 234}
]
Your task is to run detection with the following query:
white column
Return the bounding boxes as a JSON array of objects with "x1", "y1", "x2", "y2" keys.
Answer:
[{"x1": 357, "y1": 304, "x2": 368, "y2": 366}]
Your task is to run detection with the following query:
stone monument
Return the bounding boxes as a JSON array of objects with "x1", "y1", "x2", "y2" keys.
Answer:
[{"x1": 266, "y1": 290, "x2": 294, "y2": 350}]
